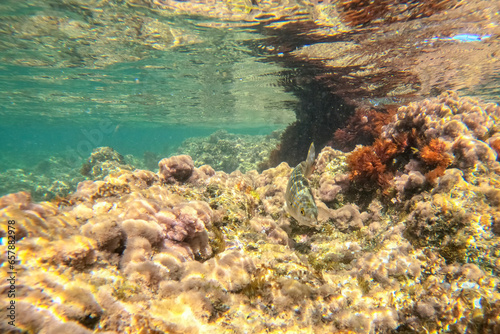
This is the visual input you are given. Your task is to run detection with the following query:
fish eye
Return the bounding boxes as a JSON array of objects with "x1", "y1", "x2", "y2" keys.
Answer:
[{"x1": 300, "y1": 208, "x2": 305, "y2": 215}]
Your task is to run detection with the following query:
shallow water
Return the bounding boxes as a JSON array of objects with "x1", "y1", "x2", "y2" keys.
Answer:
[
  {"x1": 1, "y1": 1, "x2": 500, "y2": 333},
  {"x1": 0, "y1": 0, "x2": 302, "y2": 196},
  {"x1": 1, "y1": 0, "x2": 499, "y2": 184}
]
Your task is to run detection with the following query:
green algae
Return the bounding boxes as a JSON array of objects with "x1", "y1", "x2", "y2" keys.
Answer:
[
  {"x1": 178, "y1": 130, "x2": 282, "y2": 173},
  {"x1": 112, "y1": 280, "x2": 142, "y2": 301},
  {"x1": 241, "y1": 265, "x2": 274, "y2": 300},
  {"x1": 209, "y1": 224, "x2": 227, "y2": 256}
]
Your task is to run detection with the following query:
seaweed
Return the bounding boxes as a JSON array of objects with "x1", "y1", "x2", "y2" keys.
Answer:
[
  {"x1": 333, "y1": 106, "x2": 396, "y2": 152},
  {"x1": 420, "y1": 138, "x2": 452, "y2": 183},
  {"x1": 347, "y1": 138, "x2": 403, "y2": 190}
]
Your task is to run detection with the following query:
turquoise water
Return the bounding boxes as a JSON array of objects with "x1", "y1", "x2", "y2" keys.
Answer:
[
  {"x1": 0, "y1": 0, "x2": 302, "y2": 197},
  {"x1": 0, "y1": 124, "x2": 281, "y2": 168}
]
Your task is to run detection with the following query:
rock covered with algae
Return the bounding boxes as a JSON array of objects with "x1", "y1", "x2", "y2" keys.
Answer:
[
  {"x1": 0, "y1": 147, "x2": 148, "y2": 202},
  {"x1": 381, "y1": 91, "x2": 500, "y2": 168},
  {"x1": 177, "y1": 129, "x2": 281, "y2": 173},
  {"x1": 0, "y1": 156, "x2": 87, "y2": 202},
  {"x1": 80, "y1": 147, "x2": 134, "y2": 179},
  {"x1": 1, "y1": 93, "x2": 500, "y2": 333}
]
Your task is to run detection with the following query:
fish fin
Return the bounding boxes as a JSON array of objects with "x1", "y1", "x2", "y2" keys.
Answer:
[{"x1": 304, "y1": 142, "x2": 315, "y2": 177}]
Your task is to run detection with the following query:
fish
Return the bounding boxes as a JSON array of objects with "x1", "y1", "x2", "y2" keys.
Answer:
[{"x1": 285, "y1": 142, "x2": 318, "y2": 226}]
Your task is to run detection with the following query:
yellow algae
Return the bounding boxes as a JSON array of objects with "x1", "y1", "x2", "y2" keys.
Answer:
[{"x1": 149, "y1": 298, "x2": 205, "y2": 332}]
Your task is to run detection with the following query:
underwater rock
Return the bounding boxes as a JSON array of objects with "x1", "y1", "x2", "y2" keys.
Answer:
[
  {"x1": 2, "y1": 94, "x2": 500, "y2": 333},
  {"x1": 121, "y1": 236, "x2": 153, "y2": 266},
  {"x1": 433, "y1": 168, "x2": 465, "y2": 193},
  {"x1": 452, "y1": 136, "x2": 498, "y2": 168},
  {"x1": 52, "y1": 284, "x2": 103, "y2": 329},
  {"x1": 395, "y1": 170, "x2": 426, "y2": 197},
  {"x1": 492, "y1": 215, "x2": 500, "y2": 235},
  {"x1": 403, "y1": 167, "x2": 500, "y2": 269},
  {"x1": 121, "y1": 219, "x2": 164, "y2": 246},
  {"x1": 177, "y1": 130, "x2": 281, "y2": 173},
  {"x1": 255, "y1": 162, "x2": 289, "y2": 218},
  {"x1": 155, "y1": 201, "x2": 214, "y2": 260},
  {"x1": 318, "y1": 173, "x2": 342, "y2": 203},
  {"x1": 314, "y1": 146, "x2": 346, "y2": 175},
  {"x1": 249, "y1": 217, "x2": 288, "y2": 246},
  {"x1": 81, "y1": 147, "x2": 134, "y2": 179},
  {"x1": 87, "y1": 146, "x2": 125, "y2": 166},
  {"x1": 0, "y1": 191, "x2": 31, "y2": 210},
  {"x1": 328, "y1": 204, "x2": 364, "y2": 232},
  {"x1": 186, "y1": 165, "x2": 216, "y2": 186},
  {"x1": 81, "y1": 217, "x2": 125, "y2": 253},
  {"x1": 158, "y1": 155, "x2": 194, "y2": 183},
  {"x1": 40, "y1": 236, "x2": 97, "y2": 270},
  {"x1": 203, "y1": 250, "x2": 256, "y2": 292},
  {"x1": 10, "y1": 301, "x2": 95, "y2": 334}
]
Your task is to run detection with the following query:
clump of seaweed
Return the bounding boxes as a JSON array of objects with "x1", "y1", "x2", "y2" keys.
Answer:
[
  {"x1": 489, "y1": 137, "x2": 500, "y2": 159},
  {"x1": 2, "y1": 93, "x2": 500, "y2": 334},
  {"x1": 347, "y1": 146, "x2": 387, "y2": 188},
  {"x1": 333, "y1": 106, "x2": 396, "y2": 151},
  {"x1": 419, "y1": 138, "x2": 453, "y2": 183},
  {"x1": 347, "y1": 138, "x2": 405, "y2": 191}
]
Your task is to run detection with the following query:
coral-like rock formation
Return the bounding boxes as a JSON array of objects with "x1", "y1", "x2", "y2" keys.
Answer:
[
  {"x1": 333, "y1": 106, "x2": 396, "y2": 152},
  {"x1": 1, "y1": 93, "x2": 499, "y2": 333},
  {"x1": 381, "y1": 91, "x2": 500, "y2": 156},
  {"x1": 158, "y1": 155, "x2": 195, "y2": 183},
  {"x1": 81, "y1": 146, "x2": 133, "y2": 179},
  {"x1": 346, "y1": 91, "x2": 500, "y2": 196},
  {"x1": 328, "y1": 204, "x2": 365, "y2": 232}
]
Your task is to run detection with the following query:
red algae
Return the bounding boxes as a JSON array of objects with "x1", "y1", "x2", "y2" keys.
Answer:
[
  {"x1": 333, "y1": 107, "x2": 396, "y2": 152},
  {"x1": 490, "y1": 138, "x2": 500, "y2": 159},
  {"x1": 347, "y1": 146, "x2": 387, "y2": 188},
  {"x1": 347, "y1": 138, "x2": 404, "y2": 190},
  {"x1": 420, "y1": 139, "x2": 450, "y2": 166},
  {"x1": 420, "y1": 138, "x2": 453, "y2": 183}
]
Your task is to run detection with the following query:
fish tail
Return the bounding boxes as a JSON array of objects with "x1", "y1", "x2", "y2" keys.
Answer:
[{"x1": 304, "y1": 142, "x2": 315, "y2": 177}]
